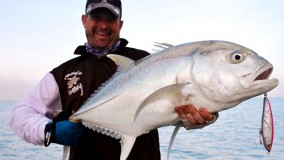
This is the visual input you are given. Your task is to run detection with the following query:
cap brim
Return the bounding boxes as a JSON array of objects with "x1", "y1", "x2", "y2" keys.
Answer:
[{"x1": 86, "y1": 3, "x2": 120, "y2": 17}]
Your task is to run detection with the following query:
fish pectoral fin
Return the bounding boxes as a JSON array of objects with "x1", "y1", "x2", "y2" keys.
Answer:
[
  {"x1": 134, "y1": 83, "x2": 194, "y2": 121},
  {"x1": 107, "y1": 54, "x2": 135, "y2": 69},
  {"x1": 119, "y1": 135, "x2": 137, "y2": 160}
]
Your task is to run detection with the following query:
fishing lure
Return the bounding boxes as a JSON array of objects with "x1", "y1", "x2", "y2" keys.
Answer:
[{"x1": 259, "y1": 93, "x2": 274, "y2": 153}]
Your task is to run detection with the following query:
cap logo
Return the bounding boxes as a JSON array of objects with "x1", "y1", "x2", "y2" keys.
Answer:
[{"x1": 86, "y1": 0, "x2": 121, "y2": 17}]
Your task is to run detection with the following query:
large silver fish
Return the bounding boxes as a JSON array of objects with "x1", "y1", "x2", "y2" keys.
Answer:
[{"x1": 69, "y1": 40, "x2": 278, "y2": 160}]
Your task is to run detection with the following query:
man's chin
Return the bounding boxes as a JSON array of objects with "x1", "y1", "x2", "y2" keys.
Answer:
[{"x1": 90, "y1": 41, "x2": 109, "y2": 50}]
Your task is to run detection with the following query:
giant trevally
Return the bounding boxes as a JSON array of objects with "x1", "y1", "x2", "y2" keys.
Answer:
[{"x1": 69, "y1": 40, "x2": 278, "y2": 160}]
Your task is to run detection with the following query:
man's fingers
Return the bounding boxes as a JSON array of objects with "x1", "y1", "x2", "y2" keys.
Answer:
[
  {"x1": 182, "y1": 107, "x2": 198, "y2": 125},
  {"x1": 175, "y1": 106, "x2": 187, "y2": 119},
  {"x1": 176, "y1": 105, "x2": 217, "y2": 130},
  {"x1": 199, "y1": 108, "x2": 214, "y2": 122},
  {"x1": 176, "y1": 105, "x2": 205, "y2": 125},
  {"x1": 187, "y1": 106, "x2": 206, "y2": 125}
]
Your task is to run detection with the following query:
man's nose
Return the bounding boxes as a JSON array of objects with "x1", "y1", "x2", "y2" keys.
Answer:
[{"x1": 98, "y1": 19, "x2": 109, "y2": 29}]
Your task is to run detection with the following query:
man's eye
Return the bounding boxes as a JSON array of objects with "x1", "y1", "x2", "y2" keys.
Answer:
[
  {"x1": 107, "y1": 17, "x2": 117, "y2": 22},
  {"x1": 91, "y1": 16, "x2": 100, "y2": 20}
]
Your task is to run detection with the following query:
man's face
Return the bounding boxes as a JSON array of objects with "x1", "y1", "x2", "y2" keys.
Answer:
[{"x1": 82, "y1": 8, "x2": 123, "y2": 50}]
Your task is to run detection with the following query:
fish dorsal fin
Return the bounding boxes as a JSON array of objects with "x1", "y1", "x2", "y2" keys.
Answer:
[
  {"x1": 167, "y1": 124, "x2": 182, "y2": 160},
  {"x1": 72, "y1": 55, "x2": 135, "y2": 115},
  {"x1": 120, "y1": 135, "x2": 137, "y2": 160},
  {"x1": 107, "y1": 54, "x2": 135, "y2": 69},
  {"x1": 72, "y1": 80, "x2": 119, "y2": 115},
  {"x1": 152, "y1": 42, "x2": 174, "y2": 53}
]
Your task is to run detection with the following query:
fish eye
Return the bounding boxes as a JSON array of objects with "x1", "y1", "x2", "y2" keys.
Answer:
[{"x1": 231, "y1": 52, "x2": 244, "y2": 63}]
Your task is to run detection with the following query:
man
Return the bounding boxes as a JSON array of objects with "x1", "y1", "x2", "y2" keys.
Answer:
[{"x1": 10, "y1": 0, "x2": 217, "y2": 159}]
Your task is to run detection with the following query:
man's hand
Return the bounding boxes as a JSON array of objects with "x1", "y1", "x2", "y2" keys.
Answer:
[
  {"x1": 175, "y1": 105, "x2": 218, "y2": 129},
  {"x1": 44, "y1": 110, "x2": 86, "y2": 146}
]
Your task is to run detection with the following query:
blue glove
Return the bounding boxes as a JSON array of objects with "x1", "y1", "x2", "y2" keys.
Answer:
[
  {"x1": 44, "y1": 111, "x2": 85, "y2": 146},
  {"x1": 55, "y1": 120, "x2": 85, "y2": 145}
]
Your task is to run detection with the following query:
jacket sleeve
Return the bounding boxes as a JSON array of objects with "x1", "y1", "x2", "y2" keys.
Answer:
[{"x1": 9, "y1": 73, "x2": 62, "y2": 145}]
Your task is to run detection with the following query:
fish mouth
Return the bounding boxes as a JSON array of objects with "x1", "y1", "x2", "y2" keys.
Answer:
[
  {"x1": 241, "y1": 63, "x2": 274, "y2": 88},
  {"x1": 254, "y1": 66, "x2": 273, "y2": 81}
]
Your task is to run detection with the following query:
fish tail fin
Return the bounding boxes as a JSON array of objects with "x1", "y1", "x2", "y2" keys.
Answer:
[
  {"x1": 167, "y1": 124, "x2": 182, "y2": 160},
  {"x1": 120, "y1": 135, "x2": 137, "y2": 160}
]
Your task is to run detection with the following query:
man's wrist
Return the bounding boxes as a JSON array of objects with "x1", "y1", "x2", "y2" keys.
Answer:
[{"x1": 44, "y1": 122, "x2": 55, "y2": 147}]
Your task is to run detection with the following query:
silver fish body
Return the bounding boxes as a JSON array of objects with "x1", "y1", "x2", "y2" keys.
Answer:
[{"x1": 69, "y1": 40, "x2": 278, "y2": 160}]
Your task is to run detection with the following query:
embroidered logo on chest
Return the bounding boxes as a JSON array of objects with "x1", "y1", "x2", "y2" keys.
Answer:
[{"x1": 64, "y1": 71, "x2": 84, "y2": 96}]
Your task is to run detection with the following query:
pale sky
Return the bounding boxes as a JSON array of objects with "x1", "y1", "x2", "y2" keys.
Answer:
[{"x1": 1, "y1": 0, "x2": 284, "y2": 101}]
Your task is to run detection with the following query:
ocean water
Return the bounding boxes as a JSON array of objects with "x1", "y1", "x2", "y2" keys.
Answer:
[{"x1": 1, "y1": 97, "x2": 284, "y2": 160}]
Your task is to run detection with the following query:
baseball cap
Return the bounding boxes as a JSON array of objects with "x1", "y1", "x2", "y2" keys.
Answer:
[{"x1": 85, "y1": 0, "x2": 122, "y2": 18}]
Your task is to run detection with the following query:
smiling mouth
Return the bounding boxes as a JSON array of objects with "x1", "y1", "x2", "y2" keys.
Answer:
[
  {"x1": 97, "y1": 31, "x2": 108, "y2": 35},
  {"x1": 96, "y1": 30, "x2": 111, "y2": 36}
]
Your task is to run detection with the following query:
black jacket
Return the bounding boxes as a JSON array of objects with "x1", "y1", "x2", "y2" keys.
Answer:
[{"x1": 50, "y1": 39, "x2": 161, "y2": 160}]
